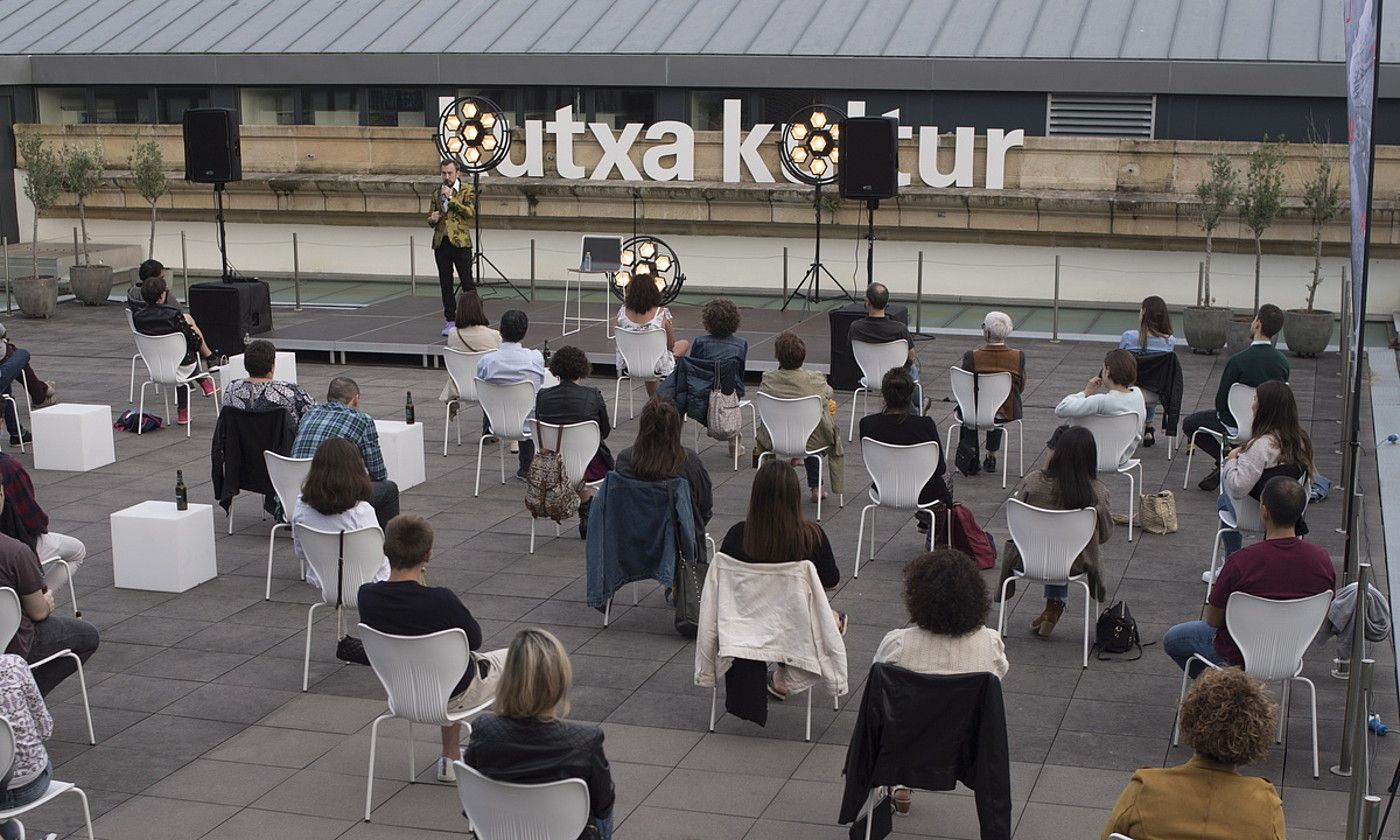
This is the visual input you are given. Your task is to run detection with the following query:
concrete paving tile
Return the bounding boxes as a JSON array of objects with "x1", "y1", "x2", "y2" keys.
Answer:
[
  {"x1": 599, "y1": 723, "x2": 704, "y2": 768},
  {"x1": 125, "y1": 647, "x2": 251, "y2": 682},
  {"x1": 213, "y1": 653, "x2": 340, "y2": 690},
  {"x1": 678, "y1": 733, "x2": 815, "y2": 778},
  {"x1": 744, "y1": 818, "x2": 850, "y2": 839},
  {"x1": 141, "y1": 759, "x2": 296, "y2": 806},
  {"x1": 616, "y1": 805, "x2": 753, "y2": 840},
  {"x1": 360, "y1": 777, "x2": 468, "y2": 831},
  {"x1": 204, "y1": 725, "x2": 344, "y2": 768},
  {"x1": 576, "y1": 628, "x2": 692, "y2": 662},
  {"x1": 85, "y1": 673, "x2": 203, "y2": 712},
  {"x1": 99, "y1": 615, "x2": 211, "y2": 646},
  {"x1": 606, "y1": 689, "x2": 716, "y2": 733},
  {"x1": 90, "y1": 795, "x2": 239, "y2": 840},
  {"x1": 1029, "y1": 763, "x2": 1135, "y2": 807},
  {"x1": 257, "y1": 693, "x2": 389, "y2": 734},
  {"x1": 1012, "y1": 801, "x2": 1113, "y2": 840},
  {"x1": 158, "y1": 682, "x2": 300, "y2": 725},
  {"x1": 101, "y1": 714, "x2": 245, "y2": 759},
  {"x1": 336, "y1": 824, "x2": 464, "y2": 840},
  {"x1": 645, "y1": 767, "x2": 786, "y2": 818},
  {"x1": 1045, "y1": 729, "x2": 1171, "y2": 773},
  {"x1": 199, "y1": 808, "x2": 355, "y2": 840},
  {"x1": 56, "y1": 745, "x2": 196, "y2": 797},
  {"x1": 47, "y1": 702, "x2": 147, "y2": 744},
  {"x1": 250, "y1": 766, "x2": 403, "y2": 819}
]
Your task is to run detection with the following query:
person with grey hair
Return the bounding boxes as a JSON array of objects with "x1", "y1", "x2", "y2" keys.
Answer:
[
  {"x1": 954, "y1": 311, "x2": 1026, "y2": 477},
  {"x1": 291, "y1": 376, "x2": 399, "y2": 526}
]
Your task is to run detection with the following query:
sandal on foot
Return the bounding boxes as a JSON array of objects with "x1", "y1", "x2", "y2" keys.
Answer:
[
  {"x1": 1143, "y1": 426, "x2": 1156, "y2": 448},
  {"x1": 766, "y1": 673, "x2": 789, "y2": 701},
  {"x1": 892, "y1": 786, "x2": 913, "y2": 815}
]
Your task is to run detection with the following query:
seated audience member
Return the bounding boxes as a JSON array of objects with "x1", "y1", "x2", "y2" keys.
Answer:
[
  {"x1": 292, "y1": 377, "x2": 399, "y2": 526},
  {"x1": 0, "y1": 502, "x2": 99, "y2": 695},
  {"x1": 464, "y1": 629, "x2": 615, "y2": 840},
  {"x1": 0, "y1": 453, "x2": 85, "y2": 608},
  {"x1": 997, "y1": 427, "x2": 1112, "y2": 638},
  {"x1": 1216, "y1": 381, "x2": 1314, "y2": 564},
  {"x1": 1053, "y1": 348, "x2": 1147, "y2": 466},
  {"x1": 132, "y1": 274, "x2": 222, "y2": 425},
  {"x1": 291, "y1": 438, "x2": 390, "y2": 590},
  {"x1": 359, "y1": 514, "x2": 506, "y2": 784},
  {"x1": 615, "y1": 272, "x2": 689, "y2": 398},
  {"x1": 848, "y1": 282, "x2": 920, "y2": 412},
  {"x1": 1120, "y1": 295, "x2": 1175, "y2": 446},
  {"x1": 720, "y1": 461, "x2": 843, "y2": 699},
  {"x1": 955, "y1": 311, "x2": 1026, "y2": 477},
  {"x1": 0, "y1": 654, "x2": 54, "y2": 840},
  {"x1": 616, "y1": 398, "x2": 711, "y2": 538},
  {"x1": 475, "y1": 308, "x2": 546, "y2": 478},
  {"x1": 1102, "y1": 667, "x2": 1284, "y2": 840},
  {"x1": 755, "y1": 331, "x2": 845, "y2": 502},
  {"x1": 858, "y1": 367, "x2": 951, "y2": 522},
  {"x1": 127, "y1": 258, "x2": 164, "y2": 313},
  {"x1": 686, "y1": 297, "x2": 749, "y2": 458},
  {"x1": 536, "y1": 345, "x2": 613, "y2": 537},
  {"x1": 876, "y1": 548, "x2": 1009, "y2": 814},
  {"x1": 1163, "y1": 476, "x2": 1334, "y2": 676},
  {"x1": 1182, "y1": 303, "x2": 1290, "y2": 491},
  {"x1": 440, "y1": 291, "x2": 502, "y2": 408},
  {"x1": 221, "y1": 339, "x2": 315, "y2": 426},
  {"x1": 0, "y1": 323, "x2": 54, "y2": 446}
]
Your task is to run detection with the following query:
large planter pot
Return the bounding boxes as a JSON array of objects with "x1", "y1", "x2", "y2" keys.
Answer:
[
  {"x1": 69, "y1": 264, "x2": 113, "y2": 306},
  {"x1": 1284, "y1": 309, "x2": 1335, "y2": 357},
  {"x1": 13, "y1": 275, "x2": 58, "y2": 318},
  {"x1": 1182, "y1": 306, "x2": 1230, "y2": 353}
]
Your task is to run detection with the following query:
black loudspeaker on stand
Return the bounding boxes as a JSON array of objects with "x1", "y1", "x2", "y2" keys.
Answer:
[{"x1": 839, "y1": 117, "x2": 900, "y2": 289}]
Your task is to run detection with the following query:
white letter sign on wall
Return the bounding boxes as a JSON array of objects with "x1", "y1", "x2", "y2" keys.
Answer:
[{"x1": 642, "y1": 121, "x2": 696, "y2": 181}]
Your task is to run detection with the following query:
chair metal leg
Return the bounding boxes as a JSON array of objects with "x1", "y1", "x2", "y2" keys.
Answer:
[
  {"x1": 137, "y1": 382, "x2": 149, "y2": 435},
  {"x1": 1002, "y1": 433, "x2": 1009, "y2": 489},
  {"x1": 632, "y1": 582, "x2": 638, "y2": 606},
  {"x1": 996, "y1": 576, "x2": 1015, "y2": 637},
  {"x1": 443, "y1": 402, "x2": 453, "y2": 457},
  {"x1": 804, "y1": 685, "x2": 813, "y2": 742},
  {"x1": 365, "y1": 713, "x2": 391, "y2": 821},
  {"x1": 848, "y1": 386, "x2": 864, "y2": 441},
  {"x1": 129, "y1": 354, "x2": 140, "y2": 403},
  {"x1": 1207, "y1": 528, "x2": 1233, "y2": 602},
  {"x1": 709, "y1": 686, "x2": 717, "y2": 732},
  {"x1": 1277, "y1": 680, "x2": 1289, "y2": 744},
  {"x1": 498, "y1": 440, "x2": 506, "y2": 485},
  {"x1": 1125, "y1": 469, "x2": 1135, "y2": 543},
  {"x1": 613, "y1": 376, "x2": 625, "y2": 426},
  {"x1": 265, "y1": 522, "x2": 286, "y2": 600},
  {"x1": 853, "y1": 504, "x2": 872, "y2": 579},
  {"x1": 302, "y1": 602, "x2": 322, "y2": 692},
  {"x1": 67, "y1": 652, "x2": 95, "y2": 745},
  {"x1": 869, "y1": 509, "x2": 877, "y2": 560},
  {"x1": 71, "y1": 784, "x2": 95, "y2": 840},
  {"x1": 1076, "y1": 579, "x2": 1093, "y2": 669},
  {"x1": 474, "y1": 436, "x2": 487, "y2": 496},
  {"x1": 407, "y1": 721, "x2": 415, "y2": 783},
  {"x1": 816, "y1": 455, "x2": 825, "y2": 521},
  {"x1": 529, "y1": 517, "x2": 536, "y2": 554},
  {"x1": 1299, "y1": 676, "x2": 1320, "y2": 778}
]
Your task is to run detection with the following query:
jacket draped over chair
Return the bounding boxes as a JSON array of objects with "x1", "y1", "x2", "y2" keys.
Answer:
[{"x1": 584, "y1": 472, "x2": 698, "y2": 608}]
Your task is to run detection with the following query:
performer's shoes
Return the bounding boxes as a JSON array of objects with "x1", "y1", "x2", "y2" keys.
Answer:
[{"x1": 441, "y1": 321, "x2": 455, "y2": 337}]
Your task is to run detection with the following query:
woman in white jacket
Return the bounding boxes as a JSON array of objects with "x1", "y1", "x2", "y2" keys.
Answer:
[
  {"x1": 1053, "y1": 349, "x2": 1147, "y2": 467},
  {"x1": 1217, "y1": 381, "x2": 1314, "y2": 560}
]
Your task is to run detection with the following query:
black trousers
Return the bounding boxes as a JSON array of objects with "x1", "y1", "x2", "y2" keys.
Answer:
[
  {"x1": 1183, "y1": 410, "x2": 1228, "y2": 463},
  {"x1": 435, "y1": 242, "x2": 474, "y2": 321}
]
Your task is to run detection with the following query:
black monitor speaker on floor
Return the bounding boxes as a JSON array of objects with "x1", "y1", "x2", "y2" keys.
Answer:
[
  {"x1": 183, "y1": 108, "x2": 242, "y2": 184},
  {"x1": 838, "y1": 117, "x2": 899, "y2": 201}
]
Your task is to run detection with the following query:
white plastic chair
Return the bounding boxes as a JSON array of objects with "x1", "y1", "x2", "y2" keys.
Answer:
[
  {"x1": 1206, "y1": 476, "x2": 1310, "y2": 599},
  {"x1": 854, "y1": 439, "x2": 948, "y2": 578},
  {"x1": 847, "y1": 340, "x2": 921, "y2": 441},
  {"x1": 443, "y1": 348, "x2": 491, "y2": 457},
  {"x1": 1172, "y1": 590, "x2": 1333, "y2": 779},
  {"x1": 1108, "y1": 835, "x2": 1135, "y2": 840},
  {"x1": 1072, "y1": 411, "x2": 1145, "y2": 543},
  {"x1": 0, "y1": 369, "x2": 32, "y2": 453},
  {"x1": 125, "y1": 308, "x2": 144, "y2": 404},
  {"x1": 359, "y1": 625, "x2": 492, "y2": 822},
  {"x1": 754, "y1": 392, "x2": 843, "y2": 521},
  {"x1": 132, "y1": 331, "x2": 220, "y2": 438},
  {"x1": 685, "y1": 399, "x2": 757, "y2": 472},
  {"x1": 996, "y1": 500, "x2": 1098, "y2": 668},
  {"x1": 474, "y1": 378, "x2": 537, "y2": 497},
  {"x1": 613, "y1": 329, "x2": 669, "y2": 424},
  {"x1": 0, "y1": 587, "x2": 94, "y2": 744},
  {"x1": 529, "y1": 420, "x2": 605, "y2": 553},
  {"x1": 0, "y1": 716, "x2": 95, "y2": 840},
  {"x1": 293, "y1": 524, "x2": 386, "y2": 692},
  {"x1": 946, "y1": 367, "x2": 1023, "y2": 489},
  {"x1": 454, "y1": 760, "x2": 590, "y2": 840},
  {"x1": 262, "y1": 452, "x2": 313, "y2": 600},
  {"x1": 1184, "y1": 383, "x2": 1257, "y2": 489}
]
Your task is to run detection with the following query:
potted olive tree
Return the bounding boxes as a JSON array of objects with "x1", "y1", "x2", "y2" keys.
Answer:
[
  {"x1": 14, "y1": 129, "x2": 62, "y2": 318},
  {"x1": 61, "y1": 143, "x2": 112, "y2": 305},
  {"x1": 1286, "y1": 145, "x2": 1342, "y2": 357},
  {"x1": 1183, "y1": 153, "x2": 1237, "y2": 353},
  {"x1": 130, "y1": 140, "x2": 168, "y2": 259},
  {"x1": 1226, "y1": 139, "x2": 1288, "y2": 355}
]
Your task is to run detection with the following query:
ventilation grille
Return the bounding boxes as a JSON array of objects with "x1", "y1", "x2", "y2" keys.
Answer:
[{"x1": 1046, "y1": 94, "x2": 1155, "y2": 138}]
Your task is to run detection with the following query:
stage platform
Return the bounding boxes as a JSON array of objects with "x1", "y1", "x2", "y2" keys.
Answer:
[{"x1": 262, "y1": 294, "x2": 842, "y2": 372}]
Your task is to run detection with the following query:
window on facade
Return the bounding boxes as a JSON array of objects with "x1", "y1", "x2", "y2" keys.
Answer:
[
  {"x1": 1046, "y1": 93, "x2": 1155, "y2": 138},
  {"x1": 688, "y1": 91, "x2": 735, "y2": 130},
  {"x1": 302, "y1": 88, "x2": 359, "y2": 126},
  {"x1": 158, "y1": 88, "x2": 211, "y2": 124},
  {"x1": 594, "y1": 90, "x2": 655, "y2": 129},
  {"x1": 241, "y1": 88, "x2": 296, "y2": 125},
  {"x1": 91, "y1": 87, "x2": 149, "y2": 123},
  {"x1": 37, "y1": 88, "x2": 88, "y2": 124},
  {"x1": 757, "y1": 90, "x2": 820, "y2": 126},
  {"x1": 368, "y1": 88, "x2": 425, "y2": 127},
  {"x1": 522, "y1": 87, "x2": 582, "y2": 123}
]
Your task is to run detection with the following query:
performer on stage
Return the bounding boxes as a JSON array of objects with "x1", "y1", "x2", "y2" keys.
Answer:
[{"x1": 429, "y1": 160, "x2": 475, "y2": 336}]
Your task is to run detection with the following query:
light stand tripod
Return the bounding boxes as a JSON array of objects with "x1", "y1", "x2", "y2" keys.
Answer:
[
  {"x1": 783, "y1": 181, "x2": 856, "y2": 310},
  {"x1": 469, "y1": 170, "x2": 527, "y2": 302},
  {"x1": 863, "y1": 198, "x2": 879, "y2": 289},
  {"x1": 214, "y1": 182, "x2": 231, "y2": 282}
]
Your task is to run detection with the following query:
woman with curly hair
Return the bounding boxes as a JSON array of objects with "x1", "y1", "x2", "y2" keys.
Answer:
[
  {"x1": 688, "y1": 298, "x2": 749, "y2": 457},
  {"x1": 1102, "y1": 667, "x2": 1283, "y2": 839},
  {"x1": 875, "y1": 548, "x2": 1008, "y2": 815}
]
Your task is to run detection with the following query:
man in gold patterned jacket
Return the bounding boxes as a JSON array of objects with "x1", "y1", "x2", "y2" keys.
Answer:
[{"x1": 429, "y1": 159, "x2": 475, "y2": 336}]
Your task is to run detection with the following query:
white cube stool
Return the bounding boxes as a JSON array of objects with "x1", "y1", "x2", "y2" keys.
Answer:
[
  {"x1": 219, "y1": 351, "x2": 299, "y2": 391},
  {"x1": 111, "y1": 501, "x2": 217, "y2": 592},
  {"x1": 31, "y1": 404, "x2": 115, "y2": 472},
  {"x1": 374, "y1": 420, "x2": 426, "y2": 490}
]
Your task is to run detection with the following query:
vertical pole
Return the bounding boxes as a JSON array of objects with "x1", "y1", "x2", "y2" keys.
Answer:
[
  {"x1": 1341, "y1": 263, "x2": 1352, "y2": 399},
  {"x1": 72, "y1": 227, "x2": 79, "y2": 267},
  {"x1": 529, "y1": 238, "x2": 536, "y2": 301},
  {"x1": 1346, "y1": 656, "x2": 1377, "y2": 838},
  {"x1": 1362, "y1": 795, "x2": 1381, "y2": 840},
  {"x1": 916, "y1": 250, "x2": 924, "y2": 334},
  {"x1": 2, "y1": 237, "x2": 9, "y2": 315},
  {"x1": 1051, "y1": 255, "x2": 1061, "y2": 343},
  {"x1": 409, "y1": 235, "x2": 416, "y2": 296},
  {"x1": 1335, "y1": 561, "x2": 1371, "y2": 779},
  {"x1": 180, "y1": 229, "x2": 189, "y2": 301},
  {"x1": 292, "y1": 232, "x2": 301, "y2": 311},
  {"x1": 782, "y1": 246, "x2": 789, "y2": 300}
]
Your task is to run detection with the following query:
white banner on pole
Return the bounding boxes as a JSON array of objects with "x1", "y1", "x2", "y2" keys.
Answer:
[{"x1": 1345, "y1": 0, "x2": 1378, "y2": 356}]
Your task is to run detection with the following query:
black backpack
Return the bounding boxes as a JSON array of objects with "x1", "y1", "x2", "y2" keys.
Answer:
[{"x1": 1095, "y1": 601, "x2": 1146, "y2": 660}]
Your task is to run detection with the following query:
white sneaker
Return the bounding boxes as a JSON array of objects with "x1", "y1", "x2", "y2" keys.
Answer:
[
  {"x1": 437, "y1": 755, "x2": 457, "y2": 783},
  {"x1": 1200, "y1": 569, "x2": 1215, "y2": 584}
]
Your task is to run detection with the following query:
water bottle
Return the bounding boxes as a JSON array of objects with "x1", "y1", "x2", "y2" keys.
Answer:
[
  {"x1": 405, "y1": 391, "x2": 415, "y2": 425},
  {"x1": 583, "y1": 251, "x2": 592, "y2": 272},
  {"x1": 175, "y1": 470, "x2": 188, "y2": 511},
  {"x1": 1370, "y1": 713, "x2": 1389, "y2": 736}
]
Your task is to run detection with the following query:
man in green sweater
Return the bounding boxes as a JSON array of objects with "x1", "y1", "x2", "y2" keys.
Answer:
[{"x1": 1182, "y1": 304, "x2": 1290, "y2": 491}]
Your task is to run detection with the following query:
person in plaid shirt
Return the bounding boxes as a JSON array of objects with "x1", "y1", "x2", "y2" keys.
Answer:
[
  {"x1": 0, "y1": 453, "x2": 84, "y2": 613},
  {"x1": 291, "y1": 377, "x2": 399, "y2": 527}
]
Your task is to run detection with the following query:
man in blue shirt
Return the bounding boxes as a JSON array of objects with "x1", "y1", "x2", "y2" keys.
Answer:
[
  {"x1": 292, "y1": 376, "x2": 399, "y2": 525},
  {"x1": 475, "y1": 309, "x2": 546, "y2": 477}
]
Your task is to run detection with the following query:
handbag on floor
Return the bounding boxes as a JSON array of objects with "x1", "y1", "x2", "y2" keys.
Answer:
[
  {"x1": 1140, "y1": 491, "x2": 1178, "y2": 534},
  {"x1": 933, "y1": 503, "x2": 998, "y2": 570}
]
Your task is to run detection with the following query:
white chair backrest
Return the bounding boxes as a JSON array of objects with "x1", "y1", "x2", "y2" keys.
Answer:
[
  {"x1": 852, "y1": 340, "x2": 909, "y2": 387},
  {"x1": 124, "y1": 308, "x2": 138, "y2": 332},
  {"x1": 1226, "y1": 475, "x2": 1309, "y2": 534},
  {"x1": 862, "y1": 438, "x2": 938, "y2": 509},
  {"x1": 0, "y1": 716, "x2": 14, "y2": 783},
  {"x1": 132, "y1": 331, "x2": 191, "y2": 385},
  {"x1": 292, "y1": 523, "x2": 385, "y2": 609},
  {"x1": 949, "y1": 367, "x2": 1014, "y2": 430},
  {"x1": 444, "y1": 348, "x2": 491, "y2": 403},
  {"x1": 358, "y1": 624, "x2": 470, "y2": 726},
  {"x1": 754, "y1": 392, "x2": 823, "y2": 457},
  {"x1": 1073, "y1": 412, "x2": 1140, "y2": 471},
  {"x1": 264, "y1": 452, "x2": 313, "y2": 514},
  {"x1": 1225, "y1": 590, "x2": 1333, "y2": 682},
  {"x1": 1228, "y1": 383, "x2": 1258, "y2": 439},
  {"x1": 1006, "y1": 499, "x2": 1097, "y2": 582},
  {"x1": 533, "y1": 420, "x2": 602, "y2": 489},
  {"x1": 0, "y1": 587, "x2": 19, "y2": 651},
  {"x1": 475, "y1": 379, "x2": 537, "y2": 441},
  {"x1": 615, "y1": 328, "x2": 670, "y2": 380},
  {"x1": 455, "y1": 761, "x2": 590, "y2": 840},
  {"x1": 1108, "y1": 835, "x2": 1136, "y2": 840}
]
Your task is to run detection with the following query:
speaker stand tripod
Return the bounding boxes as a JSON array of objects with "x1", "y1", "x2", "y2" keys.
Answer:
[
  {"x1": 783, "y1": 181, "x2": 857, "y2": 310},
  {"x1": 863, "y1": 198, "x2": 880, "y2": 288},
  {"x1": 214, "y1": 182, "x2": 232, "y2": 283},
  {"x1": 469, "y1": 171, "x2": 528, "y2": 302}
]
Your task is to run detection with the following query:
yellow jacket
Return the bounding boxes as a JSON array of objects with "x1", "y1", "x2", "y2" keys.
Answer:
[
  {"x1": 1101, "y1": 756, "x2": 1285, "y2": 840},
  {"x1": 430, "y1": 180, "x2": 474, "y2": 249}
]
